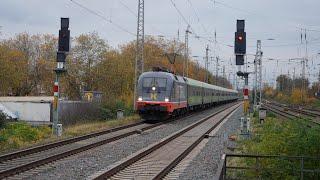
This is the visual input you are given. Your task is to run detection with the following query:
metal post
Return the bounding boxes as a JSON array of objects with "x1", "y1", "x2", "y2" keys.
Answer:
[
  {"x1": 54, "y1": 17, "x2": 69, "y2": 136},
  {"x1": 254, "y1": 40, "x2": 262, "y2": 108},
  {"x1": 133, "y1": 0, "x2": 144, "y2": 110},
  {"x1": 259, "y1": 48, "x2": 263, "y2": 104},
  {"x1": 216, "y1": 56, "x2": 219, "y2": 85},
  {"x1": 254, "y1": 54, "x2": 258, "y2": 108},
  {"x1": 205, "y1": 45, "x2": 209, "y2": 83},
  {"x1": 223, "y1": 65, "x2": 226, "y2": 87},
  {"x1": 53, "y1": 74, "x2": 59, "y2": 135},
  {"x1": 184, "y1": 25, "x2": 191, "y2": 77}
]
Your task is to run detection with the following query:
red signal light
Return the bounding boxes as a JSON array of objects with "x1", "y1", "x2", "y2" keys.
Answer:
[
  {"x1": 53, "y1": 82, "x2": 59, "y2": 93},
  {"x1": 243, "y1": 88, "x2": 249, "y2": 96},
  {"x1": 238, "y1": 36, "x2": 243, "y2": 41}
]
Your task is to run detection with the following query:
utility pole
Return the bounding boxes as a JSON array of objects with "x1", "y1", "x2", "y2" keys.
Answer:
[
  {"x1": 184, "y1": 25, "x2": 191, "y2": 77},
  {"x1": 223, "y1": 65, "x2": 226, "y2": 87},
  {"x1": 205, "y1": 45, "x2": 209, "y2": 83},
  {"x1": 133, "y1": 0, "x2": 144, "y2": 110},
  {"x1": 216, "y1": 56, "x2": 219, "y2": 85},
  {"x1": 254, "y1": 40, "x2": 262, "y2": 108}
]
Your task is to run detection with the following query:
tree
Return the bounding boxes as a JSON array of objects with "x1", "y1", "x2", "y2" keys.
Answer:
[{"x1": 72, "y1": 32, "x2": 109, "y2": 91}]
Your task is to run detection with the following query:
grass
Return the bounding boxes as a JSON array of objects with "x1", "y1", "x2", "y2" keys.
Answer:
[
  {"x1": 0, "y1": 115, "x2": 141, "y2": 154},
  {"x1": 64, "y1": 115, "x2": 140, "y2": 137},
  {"x1": 311, "y1": 99, "x2": 320, "y2": 108},
  {"x1": 232, "y1": 113, "x2": 320, "y2": 179}
]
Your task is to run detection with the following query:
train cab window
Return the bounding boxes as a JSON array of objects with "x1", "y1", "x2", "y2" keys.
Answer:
[
  {"x1": 143, "y1": 77, "x2": 167, "y2": 92},
  {"x1": 143, "y1": 78, "x2": 153, "y2": 87},
  {"x1": 179, "y1": 85, "x2": 186, "y2": 99}
]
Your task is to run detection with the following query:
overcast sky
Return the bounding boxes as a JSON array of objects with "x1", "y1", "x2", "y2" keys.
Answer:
[{"x1": 1, "y1": 0, "x2": 320, "y2": 88}]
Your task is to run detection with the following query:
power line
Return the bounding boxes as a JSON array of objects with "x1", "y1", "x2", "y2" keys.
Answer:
[
  {"x1": 186, "y1": 0, "x2": 211, "y2": 37},
  {"x1": 118, "y1": 0, "x2": 137, "y2": 17},
  {"x1": 69, "y1": 0, "x2": 135, "y2": 36},
  {"x1": 169, "y1": 0, "x2": 200, "y2": 38},
  {"x1": 211, "y1": 0, "x2": 258, "y2": 15},
  {"x1": 295, "y1": 26, "x2": 320, "y2": 33}
]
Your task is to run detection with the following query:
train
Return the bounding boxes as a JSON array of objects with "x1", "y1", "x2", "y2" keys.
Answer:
[{"x1": 136, "y1": 68, "x2": 239, "y2": 120}]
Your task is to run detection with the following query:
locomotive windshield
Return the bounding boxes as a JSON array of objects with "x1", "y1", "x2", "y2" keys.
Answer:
[
  {"x1": 143, "y1": 78, "x2": 167, "y2": 89},
  {"x1": 141, "y1": 77, "x2": 168, "y2": 101}
]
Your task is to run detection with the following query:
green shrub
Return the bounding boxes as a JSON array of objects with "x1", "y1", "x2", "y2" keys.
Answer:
[
  {"x1": 0, "y1": 110, "x2": 7, "y2": 129},
  {"x1": 252, "y1": 110, "x2": 258, "y2": 118},
  {"x1": 100, "y1": 100, "x2": 134, "y2": 120},
  {"x1": 267, "y1": 112, "x2": 276, "y2": 118}
]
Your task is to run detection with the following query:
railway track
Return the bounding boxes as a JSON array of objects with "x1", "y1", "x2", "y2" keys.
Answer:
[
  {"x1": 262, "y1": 103, "x2": 320, "y2": 125},
  {"x1": 0, "y1": 102, "x2": 236, "y2": 179},
  {"x1": 0, "y1": 121, "x2": 165, "y2": 179},
  {"x1": 271, "y1": 102, "x2": 320, "y2": 118},
  {"x1": 90, "y1": 102, "x2": 241, "y2": 180},
  {"x1": 262, "y1": 104, "x2": 299, "y2": 119}
]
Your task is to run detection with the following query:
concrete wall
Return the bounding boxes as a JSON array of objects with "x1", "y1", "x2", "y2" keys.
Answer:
[
  {"x1": 1, "y1": 102, "x2": 51, "y2": 125},
  {"x1": 0, "y1": 97, "x2": 102, "y2": 126}
]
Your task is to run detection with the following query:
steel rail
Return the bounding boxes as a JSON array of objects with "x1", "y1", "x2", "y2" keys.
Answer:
[
  {"x1": 91, "y1": 102, "x2": 241, "y2": 180},
  {"x1": 0, "y1": 122, "x2": 160, "y2": 179},
  {"x1": 0, "y1": 121, "x2": 144, "y2": 163},
  {"x1": 0, "y1": 102, "x2": 236, "y2": 179},
  {"x1": 264, "y1": 103, "x2": 320, "y2": 125},
  {"x1": 154, "y1": 104, "x2": 241, "y2": 179}
]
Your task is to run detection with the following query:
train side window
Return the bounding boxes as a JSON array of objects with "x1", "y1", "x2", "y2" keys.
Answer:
[{"x1": 179, "y1": 85, "x2": 186, "y2": 99}]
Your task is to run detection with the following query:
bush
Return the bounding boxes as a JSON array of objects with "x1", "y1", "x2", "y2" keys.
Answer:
[
  {"x1": 0, "y1": 110, "x2": 7, "y2": 129},
  {"x1": 100, "y1": 100, "x2": 134, "y2": 120}
]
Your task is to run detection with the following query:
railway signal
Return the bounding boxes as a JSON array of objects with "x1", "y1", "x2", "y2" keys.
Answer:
[
  {"x1": 235, "y1": 20, "x2": 246, "y2": 65},
  {"x1": 58, "y1": 18, "x2": 70, "y2": 52},
  {"x1": 234, "y1": 20, "x2": 250, "y2": 137},
  {"x1": 53, "y1": 17, "x2": 70, "y2": 136}
]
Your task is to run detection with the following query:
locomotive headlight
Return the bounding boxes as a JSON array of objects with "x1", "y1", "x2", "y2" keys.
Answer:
[
  {"x1": 138, "y1": 97, "x2": 143, "y2": 101},
  {"x1": 152, "y1": 86, "x2": 156, "y2": 91},
  {"x1": 165, "y1": 97, "x2": 169, "y2": 102}
]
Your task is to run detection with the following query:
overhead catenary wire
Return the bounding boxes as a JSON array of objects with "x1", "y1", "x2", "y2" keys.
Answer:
[
  {"x1": 69, "y1": 0, "x2": 135, "y2": 36},
  {"x1": 169, "y1": 0, "x2": 204, "y2": 42},
  {"x1": 186, "y1": 0, "x2": 212, "y2": 38},
  {"x1": 118, "y1": 0, "x2": 165, "y2": 35}
]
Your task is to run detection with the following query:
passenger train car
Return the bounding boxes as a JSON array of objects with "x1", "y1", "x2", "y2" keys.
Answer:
[{"x1": 136, "y1": 69, "x2": 239, "y2": 120}]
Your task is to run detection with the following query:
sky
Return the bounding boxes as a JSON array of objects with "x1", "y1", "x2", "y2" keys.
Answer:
[{"x1": 1, "y1": 0, "x2": 320, "y2": 88}]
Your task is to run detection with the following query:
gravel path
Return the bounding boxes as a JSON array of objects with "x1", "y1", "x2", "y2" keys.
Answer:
[
  {"x1": 177, "y1": 105, "x2": 243, "y2": 180},
  {"x1": 9, "y1": 104, "x2": 234, "y2": 180}
]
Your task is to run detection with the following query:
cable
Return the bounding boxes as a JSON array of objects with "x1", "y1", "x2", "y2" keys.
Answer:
[
  {"x1": 169, "y1": 0, "x2": 199, "y2": 38},
  {"x1": 69, "y1": 0, "x2": 135, "y2": 36},
  {"x1": 211, "y1": 0, "x2": 258, "y2": 16},
  {"x1": 118, "y1": 0, "x2": 137, "y2": 17},
  {"x1": 294, "y1": 26, "x2": 320, "y2": 33},
  {"x1": 186, "y1": 0, "x2": 211, "y2": 37}
]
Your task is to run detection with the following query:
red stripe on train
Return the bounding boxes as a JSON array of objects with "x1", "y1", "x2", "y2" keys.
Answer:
[{"x1": 136, "y1": 101, "x2": 187, "y2": 113}]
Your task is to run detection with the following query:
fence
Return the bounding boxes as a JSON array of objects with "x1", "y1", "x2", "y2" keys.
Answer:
[
  {"x1": 0, "y1": 97, "x2": 103, "y2": 126},
  {"x1": 216, "y1": 154, "x2": 320, "y2": 180},
  {"x1": 59, "y1": 101, "x2": 102, "y2": 126}
]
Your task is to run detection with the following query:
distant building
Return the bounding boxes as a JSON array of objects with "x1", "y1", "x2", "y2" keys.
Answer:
[{"x1": 82, "y1": 91, "x2": 103, "y2": 103}]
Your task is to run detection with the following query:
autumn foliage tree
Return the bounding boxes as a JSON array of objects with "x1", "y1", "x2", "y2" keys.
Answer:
[{"x1": 0, "y1": 32, "x2": 233, "y2": 111}]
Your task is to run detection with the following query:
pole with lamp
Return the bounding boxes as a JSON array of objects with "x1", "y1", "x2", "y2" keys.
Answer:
[{"x1": 53, "y1": 18, "x2": 70, "y2": 136}]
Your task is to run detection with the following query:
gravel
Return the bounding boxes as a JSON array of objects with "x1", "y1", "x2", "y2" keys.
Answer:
[
  {"x1": 177, "y1": 105, "x2": 243, "y2": 180},
  {"x1": 10, "y1": 103, "x2": 234, "y2": 180}
]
